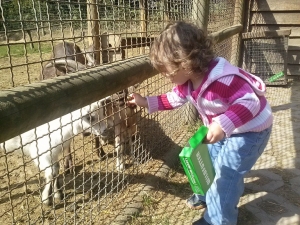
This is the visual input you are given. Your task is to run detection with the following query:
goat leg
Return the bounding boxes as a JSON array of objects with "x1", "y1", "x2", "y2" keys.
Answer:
[
  {"x1": 53, "y1": 162, "x2": 63, "y2": 201},
  {"x1": 42, "y1": 161, "x2": 61, "y2": 205},
  {"x1": 95, "y1": 136, "x2": 106, "y2": 158},
  {"x1": 54, "y1": 177, "x2": 63, "y2": 201},
  {"x1": 63, "y1": 147, "x2": 73, "y2": 174},
  {"x1": 115, "y1": 135, "x2": 125, "y2": 171}
]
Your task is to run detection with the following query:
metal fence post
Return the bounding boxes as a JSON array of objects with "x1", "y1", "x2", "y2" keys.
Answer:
[
  {"x1": 231, "y1": 0, "x2": 245, "y2": 66},
  {"x1": 87, "y1": 0, "x2": 101, "y2": 64},
  {"x1": 185, "y1": 0, "x2": 210, "y2": 126}
]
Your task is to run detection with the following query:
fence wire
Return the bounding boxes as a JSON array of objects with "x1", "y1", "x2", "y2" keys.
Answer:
[
  {"x1": 243, "y1": 36, "x2": 289, "y2": 85},
  {"x1": 241, "y1": 0, "x2": 290, "y2": 86},
  {"x1": 208, "y1": 0, "x2": 238, "y2": 66},
  {"x1": 208, "y1": 0, "x2": 235, "y2": 33},
  {"x1": 0, "y1": 0, "x2": 238, "y2": 224}
]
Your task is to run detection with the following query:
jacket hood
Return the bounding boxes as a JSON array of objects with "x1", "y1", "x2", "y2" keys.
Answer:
[{"x1": 200, "y1": 57, "x2": 266, "y2": 96}]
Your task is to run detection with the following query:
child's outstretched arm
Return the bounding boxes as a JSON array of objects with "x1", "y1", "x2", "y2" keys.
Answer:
[{"x1": 128, "y1": 85, "x2": 188, "y2": 114}]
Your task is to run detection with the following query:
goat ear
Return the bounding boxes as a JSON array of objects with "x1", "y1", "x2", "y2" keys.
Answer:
[
  {"x1": 123, "y1": 88, "x2": 129, "y2": 99},
  {"x1": 100, "y1": 99, "x2": 110, "y2": 106},
  {"x1": 81, "y1": 111, "x2": 90, "y2": 123},
  {"x1": 54, "y1": 64, "x2": 67, "y2": 73},
  {"x1": 82, "y1": 105, "x2": 96, "y2": 122}
]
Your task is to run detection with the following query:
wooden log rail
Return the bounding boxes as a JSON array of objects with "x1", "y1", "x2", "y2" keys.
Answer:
[
  {"x1": 118, "y1": 24, "x2": 243, "y2": 49},
  {"x1": 242, "y1": 29, "x2": 292, "y2": 39},
  {"x1": 0, "y1": 24, "x2": 242, "y2": 143},
  {"x1": 0, "y1": 56, "x2": 155, "y2": 143},
  {"x1": 211, "y1": 24, "x2": 243, "y2": 44}
]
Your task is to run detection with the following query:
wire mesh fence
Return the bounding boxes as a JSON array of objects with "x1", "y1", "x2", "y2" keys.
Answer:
[
  {"x1": 208, "y1": 0, "x2": 235, "y2": 33},
  {"x1": 242, "y1": 34, "x2": 289, "y2": 85},
  {"x1": 241, "y1": 0, "x2": 291, "y2": 86},
  {"x1": 0, "y1": 0, "x2": 192, "y2": 89},
  {"x1": 0, "y1": 0, "x2": 242, "y2": 224}
]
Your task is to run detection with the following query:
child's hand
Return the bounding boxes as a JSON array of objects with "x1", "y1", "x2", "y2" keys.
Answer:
[
  {"x1": 128, "y1": 93, "x2": 148, "y2": 108},
  {"x1": 204, "y1": 122, "x2": 225, "y2": 144}
]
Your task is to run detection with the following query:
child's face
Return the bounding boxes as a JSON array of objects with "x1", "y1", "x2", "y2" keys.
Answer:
[{"x1": 162, "y1": 68, "x2": 190, "y2": 85}]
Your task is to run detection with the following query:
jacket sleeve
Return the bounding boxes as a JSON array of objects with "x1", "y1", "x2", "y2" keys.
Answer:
[
  {"x1": 146, "y1": 85, "x2": 188, "y2": 114},
  {"x1": 211, "y1": 75, "x2": 263, "y2": 137}
]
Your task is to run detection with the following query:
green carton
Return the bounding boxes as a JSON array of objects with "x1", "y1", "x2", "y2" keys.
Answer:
[{"x1": 179, "y1": 126, "x2": 215, "y2": 195}]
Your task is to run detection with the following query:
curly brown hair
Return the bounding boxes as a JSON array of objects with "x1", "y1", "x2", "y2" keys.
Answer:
[{"x1": 150, "y1": 21, "x2": 215, "y2": 75}]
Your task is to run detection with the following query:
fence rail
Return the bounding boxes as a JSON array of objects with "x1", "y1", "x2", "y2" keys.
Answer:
[{"x1": 0, "y1": 56, "x2": 155, "y2": 143}]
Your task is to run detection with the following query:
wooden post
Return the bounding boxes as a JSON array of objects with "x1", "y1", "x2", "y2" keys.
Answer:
[
  {"x1": 38, "y1": 1, "x2": 45, "y2": 35},
  {"x1": 185, "y1": 0, "x2": 210, "y2": 126},
  {"x1": 231, "y1": 0, "x2": 245, "y2": 66},
  {"x1": 163, "y1": 0, "x2": 170, "y2": 22},
  {"x1": 140, "y1": 0, "x2": 148, "y2": 54},
  {"x1": 192, "y1": 0, "x2": 209, "y2": 29},
  {"x1": 140, "y1": 0, "x2": 147, "y2": 36},
  {"x1": 87, "y1": 0, "x2": 101, "y2": 64},
  {"x1": 26, "y1": 30, "x2": 34, "y2": 49}
]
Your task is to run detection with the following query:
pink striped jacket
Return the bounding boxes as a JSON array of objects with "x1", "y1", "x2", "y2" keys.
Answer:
[{"x1": 146, "y1": 57, "x2": 273, "y2": 137}]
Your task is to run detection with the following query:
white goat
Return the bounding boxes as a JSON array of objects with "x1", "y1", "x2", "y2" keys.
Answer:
[
  {"x1": 62, "y1": 97, "x2": 141, "y2": 172},
  {"x1": 53, "y1": 88, "x2": 140, "y2": 172},
  {"x1": 0, "y1": 101, "x2": 107, "y2": 205}
]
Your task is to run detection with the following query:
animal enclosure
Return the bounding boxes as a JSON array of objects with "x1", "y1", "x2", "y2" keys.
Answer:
[{"x1": 1, "y1": 0, "x2": 299, "y2": 224}]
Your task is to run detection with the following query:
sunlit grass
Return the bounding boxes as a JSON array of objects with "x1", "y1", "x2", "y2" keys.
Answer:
[{"x1": 0, "y1": 42, "x2": 52, "y2": 58}]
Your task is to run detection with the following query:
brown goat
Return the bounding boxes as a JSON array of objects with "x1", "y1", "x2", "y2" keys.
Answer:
[
  {"x1": 95, "y1": 97, "x2": 140, "y2": 170},
  {"x1": 40, "y1": 41, "x2": 95, "y2": 80}
]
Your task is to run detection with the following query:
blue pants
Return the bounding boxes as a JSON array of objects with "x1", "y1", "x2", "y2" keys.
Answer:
[{"x1": 194, "y1": 127, "x2": 272, "y2": 225}]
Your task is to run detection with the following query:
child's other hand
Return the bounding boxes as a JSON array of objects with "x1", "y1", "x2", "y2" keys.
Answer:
[
  {"x1": 128, "y1": 93, "x2": 148, "y2": 108},
  {"x1": 204, "y1": 122, "x2": 225, "y2": 144}
]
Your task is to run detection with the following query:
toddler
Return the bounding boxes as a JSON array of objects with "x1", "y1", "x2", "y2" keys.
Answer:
[{"x1": 129, "y1": 21, "x2": 273, "y2": 225}]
